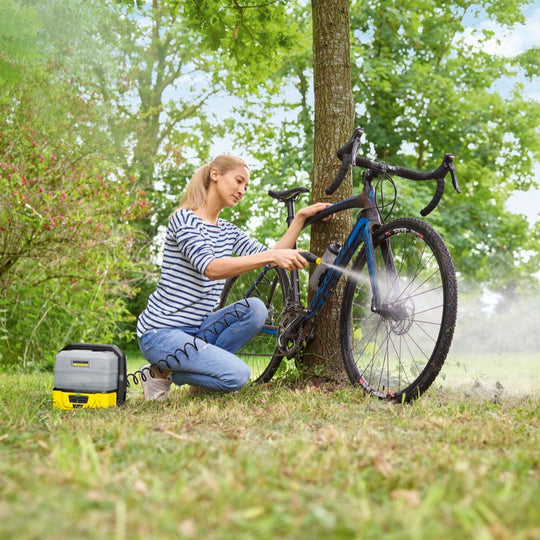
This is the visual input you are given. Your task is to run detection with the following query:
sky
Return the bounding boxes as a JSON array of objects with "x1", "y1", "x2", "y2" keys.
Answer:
[{"x1": 476, "y1": 3, "x2": 540, "y2": 223}]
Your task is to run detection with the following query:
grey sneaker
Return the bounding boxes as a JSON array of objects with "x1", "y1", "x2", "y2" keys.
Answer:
[{"x1": 140, "y1": 364, "x2": 172, "y2": 401}]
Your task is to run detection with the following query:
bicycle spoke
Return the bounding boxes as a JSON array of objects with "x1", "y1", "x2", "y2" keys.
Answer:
[{"x1": 341, "y1": 218, "x2": 457, "y2": 401}]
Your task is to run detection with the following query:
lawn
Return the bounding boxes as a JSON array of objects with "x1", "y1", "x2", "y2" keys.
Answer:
[
  {"x1": 0, "y1": 352, "x2": 538, "y2": 539},
  {"x1": 440, "y1": 351, "x2": 540, "y2": 397}
]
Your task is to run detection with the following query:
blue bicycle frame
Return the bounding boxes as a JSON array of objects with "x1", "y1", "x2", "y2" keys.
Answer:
[
  {"x1": 306, "y1": 215, "x2": 380, "y2": 320},
  {"x1": 283, "y1": 176, "x2": 388, "y2": 333}
]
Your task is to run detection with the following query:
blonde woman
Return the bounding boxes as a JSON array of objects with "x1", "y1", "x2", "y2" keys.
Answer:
[{"x1": 137, "y1": 155, "x2": 331, "y2": 400}]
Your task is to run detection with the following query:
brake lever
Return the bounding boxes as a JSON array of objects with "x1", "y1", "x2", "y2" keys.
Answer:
[
  {"x1": 350, "y1": 129, "x2": 363, "y2": 164},
  {"x1": 443, "y1": 153, "x2": 461, "y2": 194},
  {"x1": 449, "y1": 164, "x2": 460, "y2": 193}
]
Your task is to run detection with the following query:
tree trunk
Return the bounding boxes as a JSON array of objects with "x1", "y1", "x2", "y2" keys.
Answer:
[{"x1": 304, "y1": 0, "x2": 354, "y2": 382}]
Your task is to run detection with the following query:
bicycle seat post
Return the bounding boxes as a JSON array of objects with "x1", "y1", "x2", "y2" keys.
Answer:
[
  {"x1": 267, "y1": 187, "x2": 310, "y2": 307},
  {"x1": 285, "y1": 197, "x2": 296, "y2": 228},
  {"x1": 286, "y1": 197, "x2": 302, "y2": 303}
]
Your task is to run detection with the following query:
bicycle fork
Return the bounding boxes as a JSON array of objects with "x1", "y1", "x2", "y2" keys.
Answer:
[{"x1": 355, "y1": 218, "x2": 403, "y2": 319}]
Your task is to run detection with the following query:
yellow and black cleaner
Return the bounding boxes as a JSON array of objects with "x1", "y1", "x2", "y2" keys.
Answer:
[{"x1": 52, "y1": 344, "x2": 126, "y2": 409}]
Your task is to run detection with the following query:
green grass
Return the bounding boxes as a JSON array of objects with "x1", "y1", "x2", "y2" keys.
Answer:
[
  {"x1": 440, "y1": 352, "x2": 540, "y2": 397},
  {"x1": 0, "y1": 353, "x2": 538, "y2": 539}
]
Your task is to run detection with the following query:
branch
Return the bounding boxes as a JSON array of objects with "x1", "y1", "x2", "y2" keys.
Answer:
[
  {"x1": 234, "y1": 1, "x2": 283, "y2": 8},
  {"x1": 158, "y1": 89, "x2": 220, "y2": 146},
  {"x1": 232, "y1": 0, "x2": 258, "y2": 43},
  {"x1": 30, "y1": 274, "x2": 98, "y2": 288}
]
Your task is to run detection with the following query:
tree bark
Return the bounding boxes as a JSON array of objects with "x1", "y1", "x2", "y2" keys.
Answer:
[{"x1": 305, "y1": 0, "x2": 354, "y2": 382}]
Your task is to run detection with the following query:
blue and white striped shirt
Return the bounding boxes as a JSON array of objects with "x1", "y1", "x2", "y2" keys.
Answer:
[{"x1": 137, "y1": 209, "x2": 267, "y2": 336}]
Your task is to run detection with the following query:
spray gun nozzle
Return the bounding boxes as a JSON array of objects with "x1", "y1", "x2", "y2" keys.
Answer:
[{"x1": 300, "y1": 252, "x2": 322, "y2": 265}]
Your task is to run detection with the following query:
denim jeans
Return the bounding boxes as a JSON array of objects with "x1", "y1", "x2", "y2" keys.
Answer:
[{"x1": 138, "y1": 298, "x2": 267, "y2": 393}]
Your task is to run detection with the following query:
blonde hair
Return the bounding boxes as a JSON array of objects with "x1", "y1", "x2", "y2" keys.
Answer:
[{"x1": 178, "y1": 155, "x2": 249, "y2": 211}]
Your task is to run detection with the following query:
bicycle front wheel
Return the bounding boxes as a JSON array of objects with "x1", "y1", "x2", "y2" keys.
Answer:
[
  {"x1": 341, "y1": 217, "x2": 457, "y2": 402},
  {"x1": 218, "y1": 266, "x2": 290, "y2": 383}
]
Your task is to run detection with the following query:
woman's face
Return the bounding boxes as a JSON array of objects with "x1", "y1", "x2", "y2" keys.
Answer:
[{"x1": 212, "y1": 165, "x2": 250, "y2": 208}]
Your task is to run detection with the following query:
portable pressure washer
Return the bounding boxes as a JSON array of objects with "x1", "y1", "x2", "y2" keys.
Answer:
[{"x1": 52, "y1": 343, "x2": 127, "y2": 409}]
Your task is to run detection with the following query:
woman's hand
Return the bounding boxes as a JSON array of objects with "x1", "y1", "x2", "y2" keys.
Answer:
[
  {"x1": 269, "y1": 249, "x2": 309, "y2": 271},
  {"x1": 273, "y1": 202, "x2": 335, "y2": 252},
  {"x1": 206, "y1": 249, "x2": 308, "y2": 280},
  {"x1": 296, "y1": 202, "x2": 334, "y2": 221}
]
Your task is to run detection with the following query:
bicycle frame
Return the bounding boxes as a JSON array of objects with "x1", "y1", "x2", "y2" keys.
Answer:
[{"x1": 284, "y1": 174, "x2": 390, "y2": 332}]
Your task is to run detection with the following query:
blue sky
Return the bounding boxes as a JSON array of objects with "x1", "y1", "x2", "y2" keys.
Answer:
[{"x1": 482, "y1": 2, "x2": 539, "y2": 223}]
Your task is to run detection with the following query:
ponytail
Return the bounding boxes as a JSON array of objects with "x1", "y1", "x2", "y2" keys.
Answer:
[
  {"x1": 178, "y1": 164, "x2": 212, "y2": 211},
  {"x1": 177, "y1": 155, "x2": 249, "y2": 211}
]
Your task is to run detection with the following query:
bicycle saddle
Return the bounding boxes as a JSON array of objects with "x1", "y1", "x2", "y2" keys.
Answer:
[{"x1": 268, "y1": 187, "x2": 309, "y2": 202}]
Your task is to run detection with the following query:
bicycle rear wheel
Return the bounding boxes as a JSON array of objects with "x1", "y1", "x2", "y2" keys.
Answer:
[
  {"x1": 341, "y1": 217, "x2": 457, "y2": 402},
  {"x1": 218, "y1": 266, "x2": 290, "y2": 383}
]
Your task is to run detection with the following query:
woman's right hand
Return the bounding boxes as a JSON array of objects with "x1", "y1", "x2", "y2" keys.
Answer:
[{"x1": 269, "y1": 249, "x2": 309, "y2": 271}]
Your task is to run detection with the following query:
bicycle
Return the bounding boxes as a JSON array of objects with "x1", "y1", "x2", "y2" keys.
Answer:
[{"x1": 219, "y1": 127, "x2": 460, "y2": 402}]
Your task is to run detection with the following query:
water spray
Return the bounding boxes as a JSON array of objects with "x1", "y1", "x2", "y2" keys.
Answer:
[{"x1": 300, "y1": 246, "x2": 371, "y2": 289}]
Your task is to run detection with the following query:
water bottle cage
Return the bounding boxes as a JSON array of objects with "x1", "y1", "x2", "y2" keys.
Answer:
[{"x1": 309, "y1": 243, "x2": 341, "y2": 291}]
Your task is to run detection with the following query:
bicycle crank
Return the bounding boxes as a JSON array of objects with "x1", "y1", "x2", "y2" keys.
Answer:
[{"x1": 277, "y1": 309, "x2": 305, "y2": 356}]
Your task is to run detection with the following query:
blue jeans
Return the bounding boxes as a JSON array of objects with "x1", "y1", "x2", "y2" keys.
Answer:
[{"x1": 138, "y1": 298, "x2": 267, "y2": 393}]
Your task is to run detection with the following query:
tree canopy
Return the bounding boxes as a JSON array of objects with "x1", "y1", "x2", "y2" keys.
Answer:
[{"x1": 348, "y1": 0, "x2": 540, "y2": 291}]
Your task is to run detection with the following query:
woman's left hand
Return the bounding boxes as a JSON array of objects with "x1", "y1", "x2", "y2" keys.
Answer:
[{"x1": 297, "y1": 202, "x2": 335, "y2": 221}]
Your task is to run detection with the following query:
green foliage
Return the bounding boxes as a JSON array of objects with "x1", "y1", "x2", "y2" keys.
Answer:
[
  {"x1": 349, "y1": 0, "x2": 540, "y2": 291},
  {"x1": 183, "y1": 0, "x2": 297, "y2": 88},
  {"x1": 516, "y1": 45, "x2": 540, "y2": 79},
  {"x1": 0, "y1": 0, "x2": 41, "y2": 83},
  {"x1": 0, "y1": 65, "x2": 150, "y2": 368}
]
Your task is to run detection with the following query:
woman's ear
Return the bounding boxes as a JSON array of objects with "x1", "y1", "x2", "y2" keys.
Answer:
[{"x1": 210, "y1": 167, "x2": 220, "y2": 182}]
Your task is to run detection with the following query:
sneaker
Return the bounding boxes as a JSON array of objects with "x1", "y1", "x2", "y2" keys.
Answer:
[{"x1": 140, "y1": 364, "x2": 172, "y2": 401}]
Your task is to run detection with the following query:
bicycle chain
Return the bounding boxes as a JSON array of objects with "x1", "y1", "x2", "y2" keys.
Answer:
[{"x1": 277, "y1": 305, "x2": 316, "y2": 357}]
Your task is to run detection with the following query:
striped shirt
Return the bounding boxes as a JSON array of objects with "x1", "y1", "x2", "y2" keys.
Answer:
[{"x1": 137, "y1": 209, "x2": 267, "y2": 337}]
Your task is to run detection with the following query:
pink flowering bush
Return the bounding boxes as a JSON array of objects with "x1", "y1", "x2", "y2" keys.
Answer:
[{"x1": 0, "y1": 72, "x2": 151, "y2": 368}]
